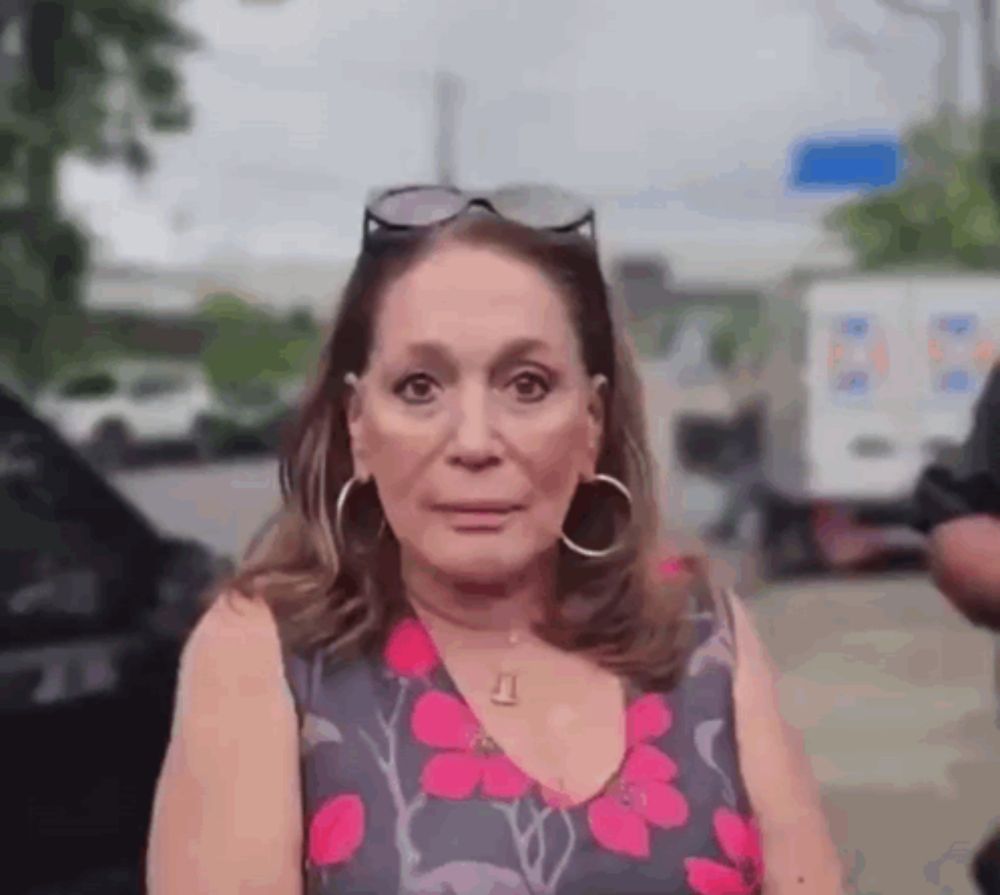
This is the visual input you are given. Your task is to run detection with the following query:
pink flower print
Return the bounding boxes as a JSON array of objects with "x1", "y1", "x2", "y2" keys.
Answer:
[
  {"x1": 538, "y1": 784, "x2": 576, "y2": 810},
  {"x1": 626, "y1": 693, "x2": 673, "y2": 748},
  {"x1": 586, "y1": 743, "x2": 689, "y2": 858},
  {"x1": 659, "y1": 556, "x2": 688, "y2": 578},
  {"x1": 411, "y1": 690, "x2": 533, "y2": 800},
  {"x1": 308, "y1": 793, "x2": 366, "y2": 866},
  {"x1": 685, "y1": 808, "x2": 764, "y2": 894},
  {"x1": 384, "y1": 617, "x2": 439, "y2": 678},
  {"x1": 539, "y1": 693, "x2": 674, "y2": 811}
]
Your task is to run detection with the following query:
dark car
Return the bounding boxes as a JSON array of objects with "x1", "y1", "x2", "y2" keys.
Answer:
[{"x1": 1, "y1": 386, "x2": 230, "y2": 895}]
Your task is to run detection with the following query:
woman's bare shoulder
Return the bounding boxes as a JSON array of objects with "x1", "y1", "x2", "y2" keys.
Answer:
[
  {"x1": 727, "y1": 591, "x2": 844, "y2": 891},
  {"x1": 189, "y1": 588, "x2": 280, "y2": 645},
  {"x1": 148, "y1": 591, "x2": 303, "y2": 894},
  {"x1": 186, "y1": 589, "x2": 282, "y2": 661},
  {"x1": 174, "y1": 590, "x2": 292, "y2": 736}
]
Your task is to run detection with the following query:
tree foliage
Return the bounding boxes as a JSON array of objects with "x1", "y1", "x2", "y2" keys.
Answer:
[
  {"x1": 0, "y1": 0, "x2": 198, "y2": 390},
  {"x1": 2, "y1": 0, "x2": 199, "y2": 180},
  {"x1": 199, "y1": 292, "x2": 322, "y2": 391},
  {"x1": 825, "y1": 115, "x2": 1000, "y2": 270}
]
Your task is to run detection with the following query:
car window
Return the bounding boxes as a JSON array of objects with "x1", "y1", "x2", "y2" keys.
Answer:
[
  {"x1": 229, "y1": 382, "x2": 278, "y2": 406},
  {"x1": 128, "y1": 374, "x2": 189, "y2": 401},
  {"x1": 57, "y1": 372, "x2": 118, "y2": 400},
  {"x1": 0, "y1": 388, "x2": 164, "y2": 644}
]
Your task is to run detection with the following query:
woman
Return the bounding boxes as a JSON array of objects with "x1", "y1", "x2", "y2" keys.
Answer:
[{"x1": 147, "y1": 186, "x2": 842, "y2": 894}]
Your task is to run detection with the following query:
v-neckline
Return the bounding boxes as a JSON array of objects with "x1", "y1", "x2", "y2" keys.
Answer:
[{"x1": 409, "y1": 611, "x2": 639, "y2": 810}]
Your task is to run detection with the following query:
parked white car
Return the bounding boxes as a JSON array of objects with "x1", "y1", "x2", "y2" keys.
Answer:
[{"x1": 35, "y1": 362, "x2": 216, "y2": 468}]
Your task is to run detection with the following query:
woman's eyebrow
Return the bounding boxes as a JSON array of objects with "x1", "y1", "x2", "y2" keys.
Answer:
[{"x1": 400, "y1": 338, "x2": 554, "y2": 367}]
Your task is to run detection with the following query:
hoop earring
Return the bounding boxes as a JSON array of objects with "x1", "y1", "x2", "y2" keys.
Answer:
[
  {"x1": 335, "y1": 475, "x2": 387, "y2": 553},
  {"x1": 560, "y1": 473, "x2": 633, "y2": 559}
]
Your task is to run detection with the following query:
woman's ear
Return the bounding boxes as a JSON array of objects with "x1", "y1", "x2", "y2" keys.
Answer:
[
  {"x1": 343, "y1": 372, "x2": 370, "y2": 479},
  {"x1": 584, "y1": 374, "x2": 608, "y2": 475}
]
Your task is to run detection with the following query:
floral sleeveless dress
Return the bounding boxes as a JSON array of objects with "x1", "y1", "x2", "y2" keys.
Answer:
[{"x1": 281, "y1": 585, "x2": 763, "y2": 895}]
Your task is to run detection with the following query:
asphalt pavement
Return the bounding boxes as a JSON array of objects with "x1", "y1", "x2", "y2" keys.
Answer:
[
  {"x1": 114, "y1": 457, "x2": 281, "y2": 559},
  {"x1": 754, "y1": 570, "x2": 1000, "y2": 895}
]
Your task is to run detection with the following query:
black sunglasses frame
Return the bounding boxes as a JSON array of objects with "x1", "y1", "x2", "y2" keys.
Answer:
[{"x1": 362, "y1": 184, "x2": 598, "y2": 250}]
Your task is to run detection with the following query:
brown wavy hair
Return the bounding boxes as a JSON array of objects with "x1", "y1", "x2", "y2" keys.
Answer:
[{"x1": 219, "y1": 214, "x2": 701, "y2": 689}]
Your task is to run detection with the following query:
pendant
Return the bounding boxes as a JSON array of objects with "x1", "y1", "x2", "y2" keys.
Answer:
[{"x1": 490, "y1": 672, "x2": 519, "y2": 706}]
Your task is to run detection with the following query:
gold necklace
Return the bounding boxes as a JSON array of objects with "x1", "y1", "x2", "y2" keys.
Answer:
[
  {"x1": 490, "y1": 628, "x2": 523, "y2": 707},
  {"x1": 407, "y1": 593, "x2": 527, "y2": 707}
]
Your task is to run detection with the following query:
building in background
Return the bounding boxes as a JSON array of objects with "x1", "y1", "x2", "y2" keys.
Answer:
[
  {"x1": 86, "y1": 259, "x2": 350, "y2": 319},
  {"x1": 85, "y1": 264, "x2": 205, "y2": 317},
  {"x1": 610, "y1": 255, "x2": 673, "y2": 319},
  {"x1": 610, "y1": 253, "x2": 761, "y2": 318},
  {"x1": 609, "y1": 253, "x2": 765, "y2": 364},
  {"x1": 78, "y1": 259, "x2": 349, "y2": 364}
]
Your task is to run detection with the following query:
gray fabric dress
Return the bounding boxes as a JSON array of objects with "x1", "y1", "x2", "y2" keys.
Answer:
[{"x1": 282, "y1": 586, "x2": 762, "y2": 895}]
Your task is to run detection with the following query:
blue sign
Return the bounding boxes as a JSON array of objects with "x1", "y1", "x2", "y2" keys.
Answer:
[{"x1": 788, "y1": 135, "x2": 904, "y2": 191}]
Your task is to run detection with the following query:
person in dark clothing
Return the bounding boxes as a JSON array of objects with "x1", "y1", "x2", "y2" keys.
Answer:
[
  {"x1": 706, "y1": 401, "x2": 765, "y2": 545},
  {"x1": 977, "y1": 834, "x2": 1000, "y2": 895},
  {"x1": 914, "y1": 364, "x2": 1000, "y2": 628},
  {"x1": 912, "y1": 362, "x2": 1000, "y2": 895}
]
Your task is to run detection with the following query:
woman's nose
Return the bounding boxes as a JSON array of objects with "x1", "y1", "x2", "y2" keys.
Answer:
[{"x1": 447, "y1": 387, "x2": 499, "y2": 466}]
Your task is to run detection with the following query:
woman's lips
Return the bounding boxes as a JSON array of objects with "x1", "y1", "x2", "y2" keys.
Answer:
[{"x1": 434, "y1": 504, "x2": 522, "y2": 530}]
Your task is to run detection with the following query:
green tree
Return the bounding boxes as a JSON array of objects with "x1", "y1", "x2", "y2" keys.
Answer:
[
  {"x1": 199, "y1": 292, "x2": 322, "y2": 390},
  {"x1": 629, "y1": 309, "x2": 675, "y2": 357},
  {"x1": 199, "y1": 291, "x2": 271, "y2": 326},
  {"x1": 287, "y1": 304, "x2": 317, "y2": 333},
  {"x1": 825, "y1": 115, "x2": 1000, "y2": 270},
  {"x1": 0, "y1": 0, "x2": 198, "y2": 389}
]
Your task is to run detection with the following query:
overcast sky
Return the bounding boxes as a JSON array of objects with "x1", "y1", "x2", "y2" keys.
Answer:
[{"x1": 61, "y1": 0, "x2": 974, "y2": 280}]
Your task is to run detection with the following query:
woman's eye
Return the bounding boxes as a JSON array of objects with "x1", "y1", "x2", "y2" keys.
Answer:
[
  {"x1": 395, "y1": 374, "x2": 438, "y2": 403},
  {"x1": 510, "y1": 372, "x2": 551, "y2": 402}
]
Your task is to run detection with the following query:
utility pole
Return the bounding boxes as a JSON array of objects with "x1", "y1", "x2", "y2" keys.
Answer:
[
  {"x1": 433, "y1": 69, "x2": 461, "y2": 186},
  {"x1": 874, "y1": 1, "x2": 963, "y2": 132},
  {"x1": 978, "y1": 0, "x2": 1000, "y2": 209},
  {"x1": 937, "y1": 7, "x2": 962, "y2": 125},
  {"x1": 238, "y1": 2, "x2": 464, "y2": 185},
  {"x1": 979, "y1": 0, "x2": 1000, "y2": 117},
  {"x1": 822, "y1": 1, "x2": 965, "y2": 132},
  {"x1": 978, "y1": 0, "x2": 1000, "y2": 146}
]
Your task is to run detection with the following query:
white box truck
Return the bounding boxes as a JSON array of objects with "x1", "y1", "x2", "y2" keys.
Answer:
[{"x1": 750, "y1": 269, "x2": 1000, "y2": 575}]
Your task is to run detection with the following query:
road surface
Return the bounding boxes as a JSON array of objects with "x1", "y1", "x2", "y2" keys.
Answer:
[
  {"x1": 756, "y1": 572, "x2": 999, "y2": 895},
  {"x1": 114, "y1": 457, "x2": 282, "y2": 559}
]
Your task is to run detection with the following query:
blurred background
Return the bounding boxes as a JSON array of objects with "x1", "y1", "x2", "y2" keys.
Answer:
[{"x1": 4, "y1": 0, "x2": 1000, "y2": 892}]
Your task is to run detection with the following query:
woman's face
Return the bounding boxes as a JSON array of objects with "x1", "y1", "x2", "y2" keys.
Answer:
[{"x1": 346, "y1": 243, "x2": 606, "y2": 585}]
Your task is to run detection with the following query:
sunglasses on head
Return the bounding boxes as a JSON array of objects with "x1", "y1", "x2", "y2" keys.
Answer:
[{"x1": 362, "y1": 183, "x2": 597, "y2": 249}]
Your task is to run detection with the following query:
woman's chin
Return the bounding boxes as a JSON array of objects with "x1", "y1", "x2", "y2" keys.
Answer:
[
  {"x1": 439, "y1": 557, "x2": 519, "y2": 585},
  {"x1": 426, "y1": 537, "x2": 533, "y2": 583}
]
